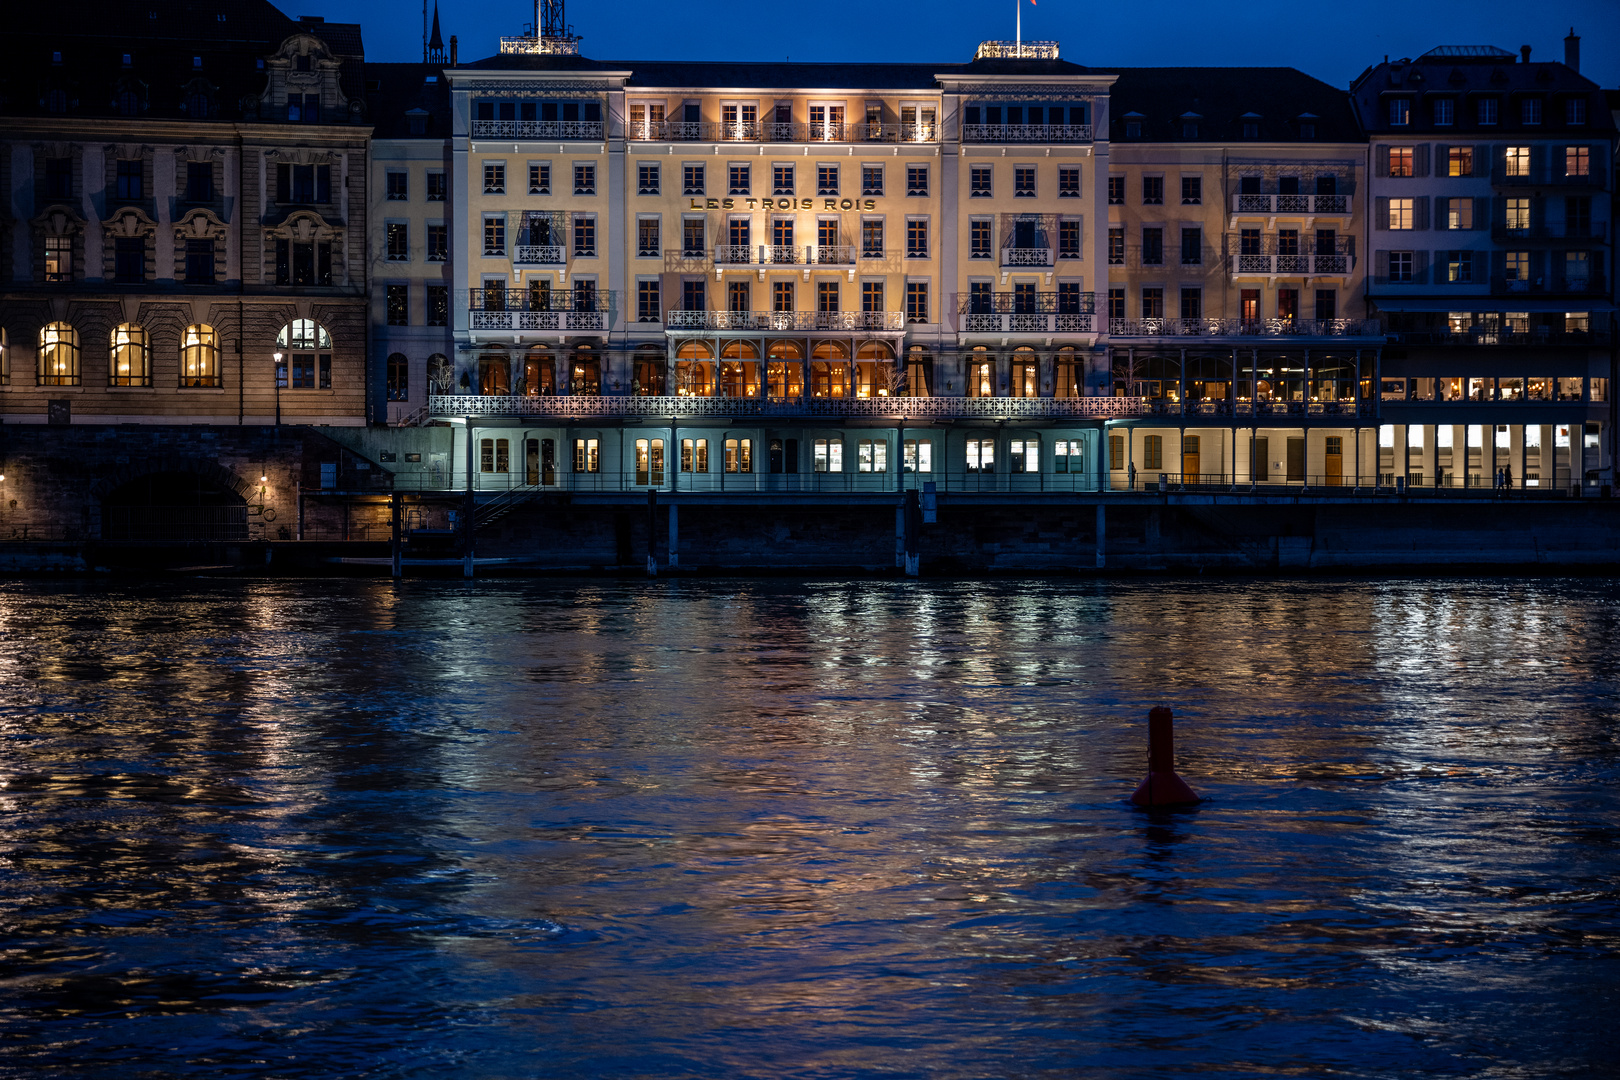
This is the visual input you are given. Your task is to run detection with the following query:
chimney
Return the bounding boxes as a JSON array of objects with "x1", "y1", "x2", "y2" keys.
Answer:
[
  {"x1": 450, "y1": 35, "x2": 458, "y2": 66},
  {"x1": 1519, "y1": 44, "x2": 1531, "y2": 63},
  {"x1": 1565, "y1": 28, "x2": 1580, "y2": 72}
]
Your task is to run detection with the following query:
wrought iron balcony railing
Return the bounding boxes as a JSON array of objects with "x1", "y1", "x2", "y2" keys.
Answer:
[
  {"x1": 1229, "y1": 194, "x2": 1351, "y2": 214},
  {"x1": 470, "y1": 120, "x2": 604, "y2": 140},
  {"x1": 1002, "y1": 246, "x2": 1053, "y2": 267},
  {"x1": 666, "y1": 310, "x2": 906, "y2": 331},
  {"x1": 962, "y1": 123, "x2": 1093, "y2": 144},
  {"x1": 1108, "y1": 317, "x2": 1383, "y2": 338},
  {"x1": 467, "y1": 288, "x2": 615, "y2": 331},
  {"x1": 513, "y1": 245, "x2": 566, "y2": 265},
  {"x1": 429, "y1": 392, "x2": 1143, "y2": 421},
  {"x1": 624, "y1": 121, "x2": 940, "y2": 144},
  {"x1": 960, "y1": 313, "x2": 1097, "y2": 333},
  {"x1": 956, "y1": 291, "x2": 1096, "y2": 315}
]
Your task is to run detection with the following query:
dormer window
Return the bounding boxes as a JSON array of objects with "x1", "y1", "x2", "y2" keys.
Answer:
[
  {"x1": 1565, "y1": 98, "x2": 1585, "y2": 125},
  {"x1": 51, "y1": 51, "x2": 62, "y2": 64},
  {"x1": 1240, "y1": 113, "x2": 1262, "y2": 139},
  {"x1": 1180, "y1": 113, "x2": 1201, "y2": 139},
  {"x1": 121, "y1": 53, "x2": 132, "y2": 67},
  {"x1": 192, "y1": 56, "x2": 203, "y2": 69},
  {"x1": 1389, "y1": 98, "x2": 1410, "y2": 125},
  {"x1": 1123, "y1": 111, "x2": 1144, "y2": 139},
  {"x1": 1522, "y1": 98, "x2": 1541, "y2": 125}
]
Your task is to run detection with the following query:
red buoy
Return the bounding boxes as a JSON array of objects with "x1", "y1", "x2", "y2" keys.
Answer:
[{"x1": 1129, "y1": 706, "x2": 1201, "y2": 807}]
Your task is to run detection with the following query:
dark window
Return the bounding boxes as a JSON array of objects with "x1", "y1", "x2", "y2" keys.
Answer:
[
  {"x1": 906, "y1": 219, "x2": 927, "y2": 257},
  {"x1": 862, "y1": 165, "x2": 883, "y2": 196},
  {"x1": 387, "y1": 284, "x2": 409, "y2": 325},
  {"x1": 427, "y1": 285, "x2": 448, "y2": 326},
  {"x1": 731, "y1": 164, "x2": 752, "y2": 195},
  {"x1": 574, "y1": 216, "x2": 596, "y2": 256},
  {"x1": 971, "y1": 220, "x2": 992, "y2": 258},
  {"x1": 1141, "y1": 227, "x2": 1163, "y2": 265},
  {"x1": 114, "y1": 237, "x2": 144, "y2": 282},
  {"x1": 638, "y1": 218, "x2": 660, "y2": 256},
  {"x1": 184, "y1": 239, "x2": 214, "y2": 282},
  {"x1": 427, "y1": 224, "x2": 447, "y2": 261},
  {"x1": 574, "y1": 163, "x2": 595, "y2": 195},
  {"x1": 528, "y1": 164, "x2": 549, "y2": 195},
  {"x1": 275, "y1": 239, "x2": 333, "y2": 286},
  {"x1": 45, "y1": 158, "x2": 72, "y2": 200},
  {"x1": 683, "y1": 218, "x2": 705, "y2": 256},
  {"x1": 1107, "y1": 176, "x2": 1124, "y2": 205},
  {"x1": 906, "y1": 165, "x2": 928, "y2": 196},
  {"x1": 637, "y1": 280, "x2": 660, "y2": 322},
  {"x1": 277, "y1": 163, "x2": 331, "y2": 204},
  {"x1": 1108, "y1": 288, "x2": 1125, "y2": 320},
  {"x1": 862, "y1": 219, "x2": 883, "y2": 257},
  {"x1": 427, "y1": 172, "x2": 447, "y2": 200},
  {"x1": 1058, "y1": 167, "x2": 1080, "y2": 197},
  {"x1": 116, "y1": 159, "x2": 142, "y2": 200},
  {"x1": 682, "y1": 279, "x2": 706, "y2": 311},
  {"x1": 1058, "y1": 282, "x2": 1083, "y2": 314},
  {"x1": 386, "y1": 171, "x2": 407, "y2": 200},
  {"x1": 1108, "y1": 227, "x2": 1124, "y2": 265},
  {"x1": 1180, "y1": 227, "x2": 1201, "y2": 265},
  {"x1": 1180, "y1": 288, "x2": 1201, "y2": 320},
  {"x1": 1141, "y1": 288, "x2": 1163, "y2": 318},
  {"x1": 816, "y1": 165, "x2": 837, "y2": 196},
  {"x1": 1014, "y1": 166, "x2": 1036, "y2": 197},
  {"x1": 905, "y1": 282, "x2": 928, "y2": 323},
  {"x1": 1181, "y1": 176, "x2": 1201, "y2": 204},
  {"x1": 185, "y1": 161, "x2": 214, "y2": 201},
  {"x1": 638, "y1": 163, "x2": 660, "y2": 195},
  {"x1": 683, "y1": 164, "x2": 704, "y2": 195},
  {"x1": 387, "y1": 353, "x2": 409, "y2": 400},
  {"x1": 1142, "y1": 176, "x2": 1163, "y2": 205},
  {"x1": 1058, "y1": 220, "x2": 1080, "y2": 259}
]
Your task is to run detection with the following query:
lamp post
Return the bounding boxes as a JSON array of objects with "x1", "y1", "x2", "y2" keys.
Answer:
[{"x1": 272, "y1": 350, "x2": 283, "y2": 426}]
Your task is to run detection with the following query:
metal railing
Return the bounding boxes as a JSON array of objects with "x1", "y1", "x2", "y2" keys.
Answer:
[
  {"x1": 974, "y1": 40, "x2": 1060, "y2": 59},
  {"x1": 470, "y1": 120, "x2": 603, "y2": 140},
  {"x1": 1230, "y1": 193, "x2": 1351, "y2": 214},
  {"x1": 960, "y1": 312, "x2": 1096, "y2": 333},
  {"x1": 962, "y1": 123, "x2": 1092, "y2": 143},
  {"x1": 467, "y1": 288, "x2": 615, "y2": 332},
  {"x1": 428, "y1": 393, "x2": 1147, "y2": 419},
  {"x1": 665, "y1": 310, "x2": 905, "y2": 331},
  {"x1": 513, "y1": 245, "x2": 566, "y2": 265},
  {"x1": 1002, "y1": 247, "x2": 1053, "y2": 267},
  {"x1": 624, "y1": 121, "x2": 940, "y2": 144},
  {"x1": 1490, "y1": 222, "x2": 1608, "y2": 243},
  {"x1": 957, "y1": 291, "x2": 1097, "y2": 315},
  {"x1": 1382, "y1": 327, "x2": 1613, "y2": 347},
  {"x1": 1489, "y1": 274, "x2": 1609, "y2": 297},
  {"x1": 1107, "y1": 317, "x2": 1382, "y2": 338}
]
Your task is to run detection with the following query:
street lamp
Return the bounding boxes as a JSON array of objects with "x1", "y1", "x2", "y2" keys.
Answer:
[{"x1": 272, "y1": 350, "x2": 283, "y2": 425}]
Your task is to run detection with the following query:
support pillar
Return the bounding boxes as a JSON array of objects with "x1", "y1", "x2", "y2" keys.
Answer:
[
  {"x1": 463, "y1": 418, "x2": 475, "y2": 578},
  {"x1": 1094, "y1": 502, "x2": 1106, "y2": 569},
  {"x1": 646, "y1": 487, "x2": 658, "y2": 577},
  {"x1": 390, "y1": 492, "x2": 402, "y2": 578},
  {"x1": 667, "y1": 502, "x2": 679, "y2": 568}
]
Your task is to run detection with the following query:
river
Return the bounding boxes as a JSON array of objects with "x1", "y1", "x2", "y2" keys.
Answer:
[{"x1": 1, "y1": 577, "x2": 1616, "y2": 1078}]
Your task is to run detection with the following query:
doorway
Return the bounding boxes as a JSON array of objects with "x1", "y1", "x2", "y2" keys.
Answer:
[
  {"x1": 1286, "y1": 437, "x2": 1305, "y2": 482},
  {"x1": 1324, "y1": 436, "x2": 1343, "y2": 486},
  {"x1": 1181, "y1": 434, "x2": 1201, "y2": 482},
  {"x1": 1252, "y1": 436, "x2": 1269, "y2": 482}
]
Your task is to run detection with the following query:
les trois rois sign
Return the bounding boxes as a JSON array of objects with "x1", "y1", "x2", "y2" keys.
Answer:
[{"x1": 689, "y1": 197, "x2": 879, "y2": 212}]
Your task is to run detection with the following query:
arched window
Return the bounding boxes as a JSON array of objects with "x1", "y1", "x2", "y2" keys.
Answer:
[
  {"x1": 181, "y1": 323, "x2": 219, "y2": 387},
  {"x1": 38, "y1": 322, "x2": 80, "y2": 386},
  {"x1": 116, "y1": 90, "x2": 140, "y2": 117},
  {"x1": 810, "y1": 341, "x2": 849, "y2": 399},
  {"x1": 632, "y1": 346, "x2": 665, "y2": 396},
  {"x1": 1053, "y1": 346, "x2": 1081, "y2": 398},
  {"x1": 675, "y1": 341, "x2": 713, "y2": 397},
  {"x1": 854, "y1": 341, "x2": 894, "y2": 398},
  {"x1": 427, "y1": 353, "x2": 452, "y2": 394},
  {"x1": 109, "y1": 324, "x2": 151, "y2": 387},
  {"x1": 966, "y1": 345, "x2": 994, "y2": 398},
  {"x1": 185, "y1": 92, "x2": 210, "y2": 119},
  {"x1": 478, "y1": 348, "x2": 510, "y2": 395},
  {"x1": 1010, "y1": 346, "x2": 1038, "y2": 398},
  {"x1": 570, "y1": 347, "x2": 601, "y2": 396},
  {"x1": 523, "y1": 349, "x2": 555, "y2": 396},
  {"x1": 276, "y1": 319, "x2": 332, "y2": 389},
  {"x1": 904, "y1": 345, "x2": 932, "y2": 397},
  {"x1": 386, "y1": 352, "x2": 409, "y2": 400},
  {"x1": 765, "y1": 340, "x2": 803, "y2": 399}
]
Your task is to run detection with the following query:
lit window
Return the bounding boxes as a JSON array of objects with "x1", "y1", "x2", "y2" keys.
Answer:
[
  {"x1": 965, "y1": 439, "x2": 995, "y2": 473},
  {"x1": 725, "y1": 438, "x2": 753, "y2": 473},
  {"x1": 1504, "y1": 146, "x2": 1530, "y2": 177},
  {"x1": 1565, "y1": 147, "x2": 1590, "y2": 177},
  {"x1": 276, "y1": 319, "x2": 333, "y2": 390},
  {"x1": 573, "y1": 438, "x2": 600, "y2": 473},
  {"x1": 857, "y1": 439, "x2": 887, "y2": 473},
  {"x1": 813, "y1": 438, "x2": 842, "y2": 472},
  {"x1": 1388, "y1": 147, "x2": 1413, "y2": 177},
  {"x1": 38, "y1": 321, "x2": 80, "y2": 385},
  {"x1": 43, "y1": 236, "x2": 72, "y2": 282},
  {"x1": 180, "y1": 323, "x2": 219, "y2": 387},
  {"x1": 1388, "y1": 198, "x2": 1414, "y2": 230},
  {"x1": 1447, "y1": 146, "x2": 1472, "y2": 177}
]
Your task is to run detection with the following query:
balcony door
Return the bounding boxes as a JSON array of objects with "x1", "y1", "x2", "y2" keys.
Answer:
[
  {"x1": 1182, "y1": 435, "x2": 1201, "y2": 482},
  {"x1": 1324, "y1": 436, "x2": 1343, "y2": 486}
]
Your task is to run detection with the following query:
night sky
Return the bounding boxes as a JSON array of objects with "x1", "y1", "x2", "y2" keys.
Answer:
[{"x1": 307, "y1": 0, "x2": 1619, "y2": 91}]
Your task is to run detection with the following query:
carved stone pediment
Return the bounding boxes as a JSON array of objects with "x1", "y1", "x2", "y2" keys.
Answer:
[
  {"x1": 35, "y1": 206, "x2": 85, "y2": 234},
  {"x1": 104, "y1": 208, "x2": 158, "y2": 238},
  {"x1": 175, "y1": 208, "x2": 228, "y2": 238},
  {"x1": 270, "y1": 210, "x2": 339, "y2": 243}
]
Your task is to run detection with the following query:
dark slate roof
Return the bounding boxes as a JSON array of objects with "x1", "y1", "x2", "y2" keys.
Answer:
[
  {"x1": 1, "y1": 0, "x2": 365, "y2": 122},
  {"x1": 458, "y1": 51, "x2": 1094, "y2": 88},
  {"x1": 1349, "y1": 51, "x2": 1615, "y2": 136},
  {"x1": 1106, "y1": 67, "x2": 1363, "y2": 143},
  {"x1": 367, "y1": 62, "x2": 451, "y2": 139}
]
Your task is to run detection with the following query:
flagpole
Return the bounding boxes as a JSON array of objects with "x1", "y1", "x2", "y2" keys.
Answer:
[{"x1": 1016, "y1": 0, "x2": 1021, "y2": 57}]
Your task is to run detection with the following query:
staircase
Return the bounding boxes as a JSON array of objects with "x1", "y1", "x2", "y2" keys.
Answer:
[{"x1": 473, "y1": 483, "x2": 546, "y2": 531}]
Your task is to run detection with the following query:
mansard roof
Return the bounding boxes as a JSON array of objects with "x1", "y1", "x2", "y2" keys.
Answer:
[
  {"x1": 1106, "y1": 67, "x2": 1363, "y2": 142},
  {"x1": 368, "y1": 63, "x2": 451, "y2": 140},
  {"x1": 1350, "y1": 49, "x2": 1615, "y2": 136}
]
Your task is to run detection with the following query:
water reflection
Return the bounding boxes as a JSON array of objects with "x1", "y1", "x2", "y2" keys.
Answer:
[{"x1": 0, "y1": 577, "x2": 1616, "y2": 1077}]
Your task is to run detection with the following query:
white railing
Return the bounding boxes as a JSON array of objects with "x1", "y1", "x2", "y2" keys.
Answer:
[
  {"x1": 472, "y1": 310, "x2": 607, "y2": 331},
  {"x1": 430, "y1": 393, "x2": 1145, "y2": 419},
  {"x1": 1230, "y1": 194, "x2": 1352, "y2": 214},
  {"x1": 513, "y1": 245, "x2": 565, "y2": 265},
  {"x1": 470, "y1": 120, "x2": 603, "y2": 140},
  {"x1": 812, "y1": 245, "x2": 855, "y2": 265},
  {"x1": 714, "y1": 245, "x2": 754, "y2": 265},
  {"x1": 666, "y1": 310, "x2": 906, "y2": 331},
  {"x1": 1003, "y1": 247, "x2": 1053, "y2": 267},
  {"x1": 961, "y1": 313, "x2": 1096, "y2": 333},
  {"x1": 963, "y1": 123, "x2": 1092, "y2": 143},
  {"x1": 1108, "y1": 317, "x2": 1383, "y2": 338},
  {"x1": 498, "y1": 35, "x2": 581, "y2": 55}
]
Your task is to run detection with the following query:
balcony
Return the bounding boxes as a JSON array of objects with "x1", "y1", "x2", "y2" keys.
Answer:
[
  {"x1": 470, "y1": 120, "x2": 604, "y2": 140},
  {"x1": 1002, "y1": 246, "x2": 1053, "y2": 267},
  {"x1": 665, "y1": 310, "x2": 905, "y2": 332},
  {"x1": 467, "y1": 288, "x2": 614, "y2": 332},
  {"x1": 1229, "y1": 194, "x2": 1351, "y2": 215},
  {"x1": 962, "y1": 123, "x2": 1093, "y2": 144},
  {"x1": 1383, "y1": 327, "x2": 1612, "y2": 347},
  {"x1": 1491, "y1": 166, "x2": 1606, "y2": 189},
  {"x1": 1108, "y1": 317, "x2": 1383, "y2": 339},
  {"x1": 429, "y1": 392, "x2": 1144, "y2": 420},
  {"x1": 1489, "y1": 273, "x2": 1609, "y2": 297},
  {"x1": 1490, "y1": 222, "x2": 1609, "y2": 243},
  {"x1": 624, "y1": 121, "x2": 938, "y2": 144},
  {"x1": 958, "y1": 291, "x2": 1095, "y2": 334},
  {"x1": 513, "y1": 245, "x2": 566, "y2": 266}
]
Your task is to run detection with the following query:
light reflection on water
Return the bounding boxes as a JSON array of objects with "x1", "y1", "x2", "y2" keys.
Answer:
[{"x1": 0, "y1": 577, "x2": 1617, "y2": 1078}]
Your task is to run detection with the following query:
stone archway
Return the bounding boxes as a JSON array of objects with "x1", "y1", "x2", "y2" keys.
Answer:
[{"x1": 93, "y1": 456, "x2": 256, "y2": 541}]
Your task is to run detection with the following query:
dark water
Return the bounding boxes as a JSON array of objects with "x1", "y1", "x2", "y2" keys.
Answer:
[{"x1": 1, "y1": 577, "x2": 1617, "y2": 1079}]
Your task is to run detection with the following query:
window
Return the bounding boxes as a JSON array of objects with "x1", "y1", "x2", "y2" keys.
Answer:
[
  {"x1": 386, "y1": 171, "x2": 407, "y2": 200},
  {"x1": 38, "y1": 322, "x2": 80, "y2": 386},
  {"x1": 427, "y1": 285, "x2": 448, "y2": 327},
  {"x1": 276, "y1": 163, "x2": 331, "y2": 204},
  {"x1": 1388, "y1": 147, "x2": 1413, "y2": 177},
  {"x1": 906, "y1": 219, "x2": 927, "y2": 258},
  {"x1": 636, "y1": 279, "x2": 660, "y2": 323},
  {"x1": 524, "y1": 163, "x2": 549, "y2": 196},
  {"x1": 1565, "y1": 147, "x2": 1590, "y2": 178},
  {"x1": 816, "y1": 164, "x2": 837, "y2": 196},
  {"x1": 632, "y1": 439, "x2": 666, "y2": 485},
  {"x1": 1059, "y1": 220, "x2": 1080, "y2": 259},
  {"x1": 970, "y1": 165, "x2": 992, "y2": 197},
  {"x1": 1180, "y1": 288, "x2": 1203, "y2": 320},
  {"x1": 1389, "y1": 98, "x2": 1410, "y2": 126},
  {"x1": 1143, "y1": 435, "x2": 1164, "y2": 471},
  {"x1": 1141, "y1": 227, "x2": 1162, "y2": 265},
  {"x1": 1433, "y1": 98, "x2": 1453, "y2": 126},
  {"x1": 181, "y1": 324, "x2": 219, "y2": 387},
  {"x1": 483, "y1": 162, "x2": 505, "y2": 194},
  {"x1": 813, "y1": 439, "x2": 843, "y2": 472},
  {"x1": 1314, "y1": 289, "x2": 1336, "y2": 321},
  {"x1": 638, "y1": 163, "x2": 660, "y2": 194},
  {"x1": 1566, "y1": 98, "x2": 1586, "y2": 126},
  {"x1": 573, "y1": 439, "x2": 600, "y2": 473},
  {"x1": 683, "y1": 218, "x2": 706, "y2": 256},
  {"x1": 45, "y1": 158, "x2": 72, "y2": 200},
  {"x1": 965, "y1": 439, "x2": 994, "y2": 473},
  {"x1": 1142, "y1": 176, "x2": 1163, "y2": 204},
  {"x1": 903, "y1": 439, "x2": 932, "y2": 473},
  {"x1": 1522, "y1": 98, "x2": 1541, "y2": 125},
  {"x1": 574, "y1": 163, "x2": 596, "y2": 195},
  {"x1": 906, "y1": 165, "x2": 928, "y2": 197},
  {"x1": 483, "y1": 214, "x2": 505, "y2": 256},
  {"x1": 186, "y1": 161, "x2": 215, "y2": 202},
  {"x1": 479, "y1": 437, "x2": 510, "y2": 474},
  {"x1": 971, "y1": 219, "x2": 993, "y2": 258},
  {"x1": 685, "y1": 279, "x2": 709, "y2": 311},
  {"x1": 386, "y1": 353, "x2": 408, "y2": 401},
  {"x1": 859, "y1": 164, "x2": 883, "y2": 197},
  {"x1": 574, "y1": 215, "x2": 596, "y2": 256},
  {"x1": 772, "y1": 281, "x2": 793, "y2": 312},
  {"x1": 44, "y1": 236, "x2": 72, "y2": 282},
  {"x1": 1108, "y1": 288, "x2": 1125, "y2": 320},
  {"x1": 386, "y1": 221, "x2": 408, "y2": 261},
  {"x1": 1014, "y1": 166, "x2": 1035, "y2": 197},
  {"x1": 1180, "y1": 227, "x2": 1201, "y2": 265},
  {"x1": 1505, "y1": 147, "x2": 1530, "y2": 178},
  {"x1": 425, "y1": 171, "x2": 445, "y2": 201},
  {"x1": 1505, "y1": 197, "x2": 1530, "y2": 230},
  {"x1": 1389, "y1": 251, "x2": 1414, "y2": 282},
  {"x1": 1181, "y1": 176, "x2": 1201, "y2": 204},
  {"x1": 108, "y1": 323, "x2": 150, "y2": 387},
  {"x1": 387, "y1": 284, "x2": 409, "y2": 325},
  {"x1": 1059, "y1": 167, "x2": 1080, "y2": 197},
  {"x1": 276, "y1": 319, "x2": 332, "y2": 390},
  {"x1": 116, "y1": 159, "x2": 143, "y2": 200},
  {"x1": 1141, "y1": 288, "x2": 1163, "y2": 319},
  {"x1": 1444, "y1": 251, "x2": 1472, "y2": 284},
  {"x1": 1008, "y1": 439, "x2": 1038, "y2": 473},
  {"x1": 727, "y1": 280, "x2": 751, "y2": 313},
  {"x1": 1445, "y1": 198, "x2": 1473, "y2": 231},
  {"x1": 680, "y1": 439, "x2": 708, "y2": 473},
  {"x1": 861, "y1": 281, "x2": 884, "y2": 312},
  {"x1": 114, "y1": 237, "x2": 145, "y2": 283},
  {"x1": 426, "y1": 223, "x2": 447, "y2": 262},
  {"x1": 683, "y1": 164, "x2": 705, "y2": 195},
  {"x1": 1107, "y1": 176, "x2": 1124, "y2": 204},
  {"x1": 1242, "y1": 121, "x2": 1259, "y2": 140},
  {"x1": 185, "y1": 239, "x2": 214, "y2": 282},
  {"x1": 817, "y1": 281, "x2": 839, "y2": 313},
  {"x1": 1389, "y1": 198, "x2": 1414, "y2": 230},
  {"x1": 1477, "y1": 98, "x2": 1498, "y2": 125},
  {"x1": 905, "y1": 282, "x2": 928, "y2": 323},
  {"x1": 730, "y1": 164, "x2": 752, "y2": 195},
  {"x1": 862, "y1": 219, "x2": 884, "y2": 257},
  {"x1": 725, "y1": 439, "x2": 753, "y2": 474},
  {"x1": 635, "y1": 217, "x2": 660, "y2": 257},
  {"x1": 1448, "y1": 146, "x2": 1473, "y2": 177}
]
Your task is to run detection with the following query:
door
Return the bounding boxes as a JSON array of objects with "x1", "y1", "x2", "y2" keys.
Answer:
[
  {"x1": 526, "y1": 438, "x2": 540, "y2": 485},
  {"x1": 1181, "y1": 434, "x2": 1201, "y2": 483},
  {"x1": 1014, "y1": 219, "x2": 1036, "y2": 248},
  {"x1": 1324, "y1": 436, "x2": 1343, "y2": 486},
  {"x1": 540, "y1": 438, "x2": 556, "y2": 486},
  {"x1": 1286, "y1": 437, "x2": 1305, "y2": 482},
  {"x1": 1252, "y1": 436, "x2": 1269, "y2": 482}
]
